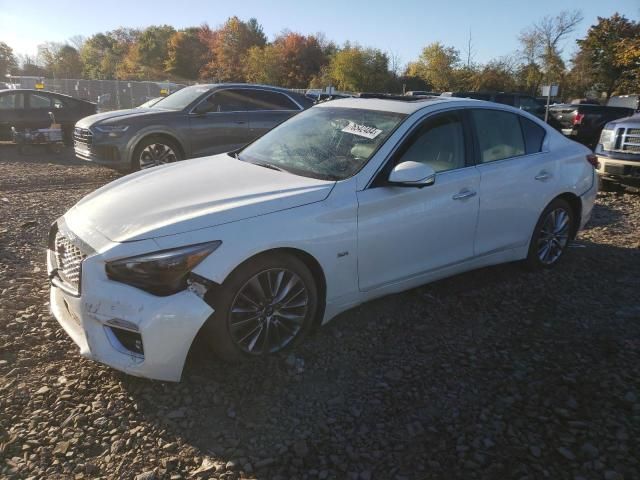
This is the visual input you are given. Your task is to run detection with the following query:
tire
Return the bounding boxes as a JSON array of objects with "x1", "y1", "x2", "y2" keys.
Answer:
[
  {"x1": 525, "y1": 198, "x2": 575, "y2": 271},
  {"x1": 203, "y1": 253, "x2": 318, "y2": 362},
  {"x1": 131, "y1": 135, "x2": 181, "y2": 171}
]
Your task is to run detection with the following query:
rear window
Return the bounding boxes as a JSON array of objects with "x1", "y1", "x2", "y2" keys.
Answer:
[
  {"x1": 519, "y1": 117, "x2": 546, "y2": 154},
  {"x1": 243, "y1": 90, "x2": 300, "y2": 111},
  {"x1": 471, "y1": 109, "x2": 525, "y2": 163}
]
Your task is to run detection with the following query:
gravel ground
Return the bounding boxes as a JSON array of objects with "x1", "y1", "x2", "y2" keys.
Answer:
[{"x1": 1, "y1": 145, "x2": 639, "y2": 480}]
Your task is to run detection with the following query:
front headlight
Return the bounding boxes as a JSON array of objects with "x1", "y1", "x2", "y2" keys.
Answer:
[
  {"x1": 599, "y1": 128, "x2": 614, "y2": 151},
  {"x1": 94, "y1": 125, "x2": 130, "y2": 137},
  {"x1": 106, "y1": 241, "x2": 221, "y2": 296}
]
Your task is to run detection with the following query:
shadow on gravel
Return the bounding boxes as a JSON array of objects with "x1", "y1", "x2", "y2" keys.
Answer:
[
  {"x1": 0, "y1": 143, "x2": 83, "y2": 166},
  {"x1": 110, "y1": 238, "x2": 640, "y2": 478}
]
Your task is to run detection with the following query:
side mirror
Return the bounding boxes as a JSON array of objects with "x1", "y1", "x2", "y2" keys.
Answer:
[{"x1": 388, "y1": 161, "x2": 436, "y2": 188}]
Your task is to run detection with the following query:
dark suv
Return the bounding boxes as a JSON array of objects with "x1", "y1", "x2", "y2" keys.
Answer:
[{"x1": 73, "y1": 84, "x2": 313, "y2": 171}]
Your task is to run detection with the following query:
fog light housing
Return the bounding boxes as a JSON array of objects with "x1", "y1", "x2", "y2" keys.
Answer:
[{"x1": 105, "y1": 324, "x2": 144, "y2": 357}]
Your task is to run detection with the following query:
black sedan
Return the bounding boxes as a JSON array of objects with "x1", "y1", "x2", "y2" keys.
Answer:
[{"x1": 0, "y1": 89, "x2": 96, "y2": 144}]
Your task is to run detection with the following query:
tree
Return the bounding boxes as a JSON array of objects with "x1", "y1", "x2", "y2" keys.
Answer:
[
  {"x1": 121, "y1": 25, "x2": 175, "y2": 79},
  {"x1": 201, "y1": 16, "x2": 267, "y2": 81},
  {"x1": 576, "y1": 14, "x2": 640, "y2": 98},
  {"x1": 615, "y1": 36, "x2": 640, "y2": 93},
  {"x1": 410, "y1": 42, "x2": 460, "y2": 91},
  {"x1": 245, "y1": 44, "x2": 285, "y2": 85},
  {"x1": 49, "y1": 45, "x2": 83, "y2": 78},
  {"x1": 81, "y1": 29, "x2": 139, "y2": 79},
  {"x1": 165, "y1": 27, "x2": 208, "y2": 80},
  {"x1": 472, "y1": 57, "x2": 517, "y2": 92},
  {"x1": 329, "y1": 45, "x2": 392, "y2": 92},
  {"x1": 0, "y1": 42, "x2": 17, "y2": 75},
  {"x1": 520, "y1": 10, "x2": 583, "y2": 85}
]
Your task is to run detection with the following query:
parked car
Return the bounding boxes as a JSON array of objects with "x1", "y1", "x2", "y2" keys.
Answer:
[
  {"x1": 548, "y1": 95, "x2": 637, "y2": 149},
  {"x1": 441, "y1": 91, "x2": 547, "y2": 116},
  {"x1": 405, "y1": 91, "x2": 439, "y2": 96},
  {"x1": 49, "y1": 95, "x2": 597, "y2": 381},
  {"x1": 0, "y1": 89, "x2": 96, "y2": 144},
  {"x1": 595, "y1": 113, "x2": 640, "y2": 187},
  {"x1": 136, "y1": 97, "x2": 163, "y2": 108},
  {"x1": 74, "y1": 84, "x2": 314, "y2": 171}
]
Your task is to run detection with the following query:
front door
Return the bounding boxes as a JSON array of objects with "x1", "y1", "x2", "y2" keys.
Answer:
[
  {"x1": 189, "y1": 89, "x2": 249, "y2": 157},
  {"x1": 356, "y1": 110, "x2": 480, "y2": 291}
]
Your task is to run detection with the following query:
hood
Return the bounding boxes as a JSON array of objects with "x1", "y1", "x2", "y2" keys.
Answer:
[
  {"x1": 76, "y1": 108, "x2": 173, "y2": 128},
  {"x1": 68, "y1": 154, "x2": 335, "y2": 242},
  {"x1": 605, "y1": 113, "x2": 640, "y2": 129}
]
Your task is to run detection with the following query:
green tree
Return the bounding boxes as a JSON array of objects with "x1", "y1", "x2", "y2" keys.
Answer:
[
  {"x1": 329, "y1": 45, "x2": 391, "y2": 92},
  {"x1": 410, "y1": 42, "x2": 460, "y2": 91},
  {"x1": 472, "y1": 58, "x2": 517, "y2": 92},
  {"x1": 47, "y1": 45, "x2": 83, "y2": 78},
  {"x1": 245, "y1": 44, "x2": 285, "y2": 85},
  {"x1": 615, "y1": 36, "x2": 640, "y2": 93},
  {"x1": 81, "y1": 29, "x2": 139, "y2": 79},
  {"x1": 576, "y1": 13, "x2": 640, "y2": 98},
  {"x1": 121, "y1": 25, "x2": 175, "y2": 79},
  {"x1": 0, "y1": 42, "x2": 17, "y2": 75},
  {"x1": 165, "y1": 27, "x2": 208, "y2": 80}
]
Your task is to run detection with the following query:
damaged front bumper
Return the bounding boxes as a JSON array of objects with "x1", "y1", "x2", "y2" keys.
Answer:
[{"x1": 47, "y1": 220, "x2": 214, "y2": 382}]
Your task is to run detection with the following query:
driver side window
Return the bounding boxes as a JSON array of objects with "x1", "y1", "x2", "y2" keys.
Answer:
[{"x1": 395, "y1": 112, "x2": 466, "y2": 173}]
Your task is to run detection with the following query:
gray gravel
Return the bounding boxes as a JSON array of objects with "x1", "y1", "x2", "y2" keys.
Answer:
[{"x1": 1, "y1": 145, "x2": 639, "y2": 479}]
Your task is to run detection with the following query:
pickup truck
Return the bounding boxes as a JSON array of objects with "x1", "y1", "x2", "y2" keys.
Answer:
[
  {"x1": 594, "y1": 113, "x2": 640, "y2": 187},
  {"x1": 549, "y1": 95, "x2": 638, "y2": 149}
]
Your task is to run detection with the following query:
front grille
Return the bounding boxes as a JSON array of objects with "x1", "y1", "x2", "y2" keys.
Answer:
[
  {"x1": 54, "y1": 231, "x2": 86, "y2": 292},
  {"x1": 73, "y1": 127, "x2": 93, "y2": 146},
  {"x1": 621, "y1": 127, "x2": 640, "y2": 154}
]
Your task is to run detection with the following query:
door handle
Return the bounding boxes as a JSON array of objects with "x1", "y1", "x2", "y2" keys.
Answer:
[
  {"x1": 535, "y1": 171, "x2": 552, "y2": 181},
  {"x1": 452, "y1": 189, "x2": 477, "y2": 200}
]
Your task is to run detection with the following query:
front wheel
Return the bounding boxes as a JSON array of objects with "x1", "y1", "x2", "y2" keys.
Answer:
[
  {"x1": 525, "y1": 198, "x2": 575, "y2": 270},
  {"x1": 203, "y1": 253, "x2": 318, "y2": 362},
  {"x1": 132, "y1": 136, "x2": 181, "y2": 171}
]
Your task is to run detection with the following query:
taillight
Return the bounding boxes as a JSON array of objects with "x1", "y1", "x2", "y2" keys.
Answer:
[
  {"x1": 573, "y1": 113, "x2": 585, "y2": 125},
  {"x1": 586, "y1": 154, "x2": 598, "y2": 169}
]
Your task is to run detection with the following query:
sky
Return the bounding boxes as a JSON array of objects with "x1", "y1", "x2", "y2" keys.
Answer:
[{"x1": 0, "y1": 0, "x2": 638, "y2": 67}]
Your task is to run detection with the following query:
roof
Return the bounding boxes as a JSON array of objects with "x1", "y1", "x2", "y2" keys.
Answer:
[{"x1": 315, "y1": 95, "x2": 470, "y2": 114}]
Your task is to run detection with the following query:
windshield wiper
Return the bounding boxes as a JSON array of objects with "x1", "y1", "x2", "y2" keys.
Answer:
[{"x1": 252, "y1": 161, "x2": 285, "y2": 172}]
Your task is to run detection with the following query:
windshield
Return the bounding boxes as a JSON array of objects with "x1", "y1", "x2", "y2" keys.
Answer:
[
  {"x1": 150, "y1": 85, "x2": 211, "y2": 110},
  {"x1": 239, "y1": 107, "x2": 406, "y2": 180}
]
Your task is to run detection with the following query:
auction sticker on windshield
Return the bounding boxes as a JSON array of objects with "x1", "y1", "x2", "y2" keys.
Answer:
[{"x1": 341, "y1": 121, "x2": 382, "y2": 139}]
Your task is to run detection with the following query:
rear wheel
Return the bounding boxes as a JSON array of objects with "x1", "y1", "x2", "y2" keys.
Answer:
[
  {"x1": 525, "y1": 198, "x2": 575, "y2": 270},
  {"x1": 203, "y1": 253, "x2": 318, "y2": 362},
  {"x1": 132, "y1": 136, "x2": 181, "y2": 171}
]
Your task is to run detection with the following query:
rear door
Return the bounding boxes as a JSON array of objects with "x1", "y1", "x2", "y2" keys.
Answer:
[
  {"x1": 244, "y1": 89, "x2": 303, "y2": 140},
  {"x1": 471, "y1": 108, "x2": 558, "y2": 256},
  {"x1": 0, "y1": 91, "x2": 26, "y2": 140},
  {"x1": 189, "y1": 89, "x2": 249, "y2": 157}
]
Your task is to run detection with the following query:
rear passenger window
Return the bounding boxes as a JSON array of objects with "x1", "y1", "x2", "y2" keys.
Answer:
[
  {"x1": 471, "y1": 109, "x2": 525, "y2": 163},
  {"x1": 519, "y1": 116, "x2": 546, "y2": 154},
  {"x1": 243, "y1": 90, "x2": 300, "y2": 111}
]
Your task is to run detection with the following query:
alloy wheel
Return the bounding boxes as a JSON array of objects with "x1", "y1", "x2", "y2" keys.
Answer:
[
  {"x1": 229, "y1": 268, "x2": 309, "y2": 355},
  {"x1": 139, "y1": 143, "x2": 178, "y2": 169},
  {"x1": 537, "y1": 208, "x2": 571, "y2": 265}
]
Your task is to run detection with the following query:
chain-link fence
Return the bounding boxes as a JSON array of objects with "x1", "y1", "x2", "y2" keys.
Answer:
[
  {"x1": 8, "y1": 77, "x2": 188, "y2": 111},
  {"x1": 7, "y1": 76, "x2": 350, "y2": 110}
]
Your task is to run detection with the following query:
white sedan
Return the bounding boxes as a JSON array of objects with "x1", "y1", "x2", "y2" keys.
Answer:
[{"x1": 48, "y1": 95, "x2": 597, "y2": 381}]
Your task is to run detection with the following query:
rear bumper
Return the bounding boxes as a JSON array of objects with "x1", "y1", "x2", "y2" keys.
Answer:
[{"x1": 579, "y1": 171, "x2": 598, "y2": 231}]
